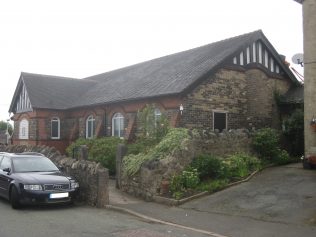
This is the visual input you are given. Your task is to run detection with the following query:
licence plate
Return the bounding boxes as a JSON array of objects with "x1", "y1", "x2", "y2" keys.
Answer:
[{"x1": 50, "y1": 193, "x2": 69, "y2": 199}]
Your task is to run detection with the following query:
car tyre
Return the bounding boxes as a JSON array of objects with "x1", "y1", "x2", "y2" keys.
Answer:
[{"x1": 10, "y1": 186, "x2": 21, "y2": 209}]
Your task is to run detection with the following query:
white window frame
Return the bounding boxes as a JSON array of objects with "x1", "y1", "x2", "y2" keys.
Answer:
[
  {"x1": 51, "y1": 117, "x2": 60, "y2": 139},
  {"x1": 86, "y1": 115, "x2": 95, "y2": 139},
  {"x1": 19, "y1": 119, "x2": 29, "y2": 139},
  {"x1": 154, "y1": 108, "x2": 162, "y2": 125},
  {"x1": 112, "y1": 113, "x2": 124, "y2": 138},
  {"x1": 212, "y1": 110, "x2": 228, "y2": 132}
]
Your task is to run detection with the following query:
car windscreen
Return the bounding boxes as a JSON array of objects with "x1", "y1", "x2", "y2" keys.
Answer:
[{"x1": 12, "y1": 156, "x2": 59, "y2": 173}]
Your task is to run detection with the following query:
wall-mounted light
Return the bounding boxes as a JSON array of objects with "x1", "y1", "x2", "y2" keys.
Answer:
[{"x1": 179, "y1": 104, "x2": 184, "y2": 115}]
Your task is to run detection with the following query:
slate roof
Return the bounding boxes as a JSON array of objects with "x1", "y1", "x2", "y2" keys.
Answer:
[{"x1": 9, "y1": 30, "x2": 300, "y2": 112}]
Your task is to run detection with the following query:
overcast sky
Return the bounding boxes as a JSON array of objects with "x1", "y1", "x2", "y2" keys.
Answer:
[{"x1": 0, "y1": 0, "x2": 303, "y2": 122}]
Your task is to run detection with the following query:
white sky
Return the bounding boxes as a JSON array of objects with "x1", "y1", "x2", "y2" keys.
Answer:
[{"x1": 0, "y1": 0, "x2": 303, "y2": 122}]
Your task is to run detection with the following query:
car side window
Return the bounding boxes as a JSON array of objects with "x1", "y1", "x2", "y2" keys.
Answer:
[{"x1": 0, "y1": 157, "x2": 11, "y2": 170}]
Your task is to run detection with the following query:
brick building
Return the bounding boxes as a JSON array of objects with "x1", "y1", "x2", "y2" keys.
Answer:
[{"x1": 9, "y1": 30, "x2": 301, "y2": 153}]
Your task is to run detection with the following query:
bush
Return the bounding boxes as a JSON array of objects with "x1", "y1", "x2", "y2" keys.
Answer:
[
  {"x1": 252, "y1": 128, "x2": 292, "y2": 165},
  {"x1": 273, "y1": 149, "x2": 291, "y2": 165},
  {"x1": 170, "y1": 168, "x2": 200, "y2": 197},
  {"x1": 88, "y1": 137, "x2": 122, "y2": 175},
  {"x1": 191, "y1": 154, "x2": 223, "y2": 180},
  {"x1": 225, "y1": 153, "x2": 261, "y2": 178},
  {"x1": 282, "y1": 109, "x2": 304, "y2": 156},
  {"x1": 252, "y1": 128, "x2": 280, "y2": 160},
  {"x1": 66, "y1": 137, "x2": 122, "y2": 175}
]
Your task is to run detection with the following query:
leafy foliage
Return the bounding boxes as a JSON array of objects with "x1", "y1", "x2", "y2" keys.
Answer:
[
  {"x1": 170, "y1": 168, "x2": 200, "y2": 198},
  {"x1": 123, "y1": 128, "x2": 190, "y2": 176},
  {"x1": 66, "y1": 137, "x2": 122, "y2": 175},
  {"x1": 137, "y1": 104, "x2": 170, "y2": 142},
  {"x1": 252, "y1": 128, "x2": 280, "y2": 160},
  {"x1": 252, "y1": 128, "x2": 291, "y2": 165},
  {"x1": 224, "y1": 153, "x2": 261, "y2": 178},
  {"x1": 191, "y1": 154, "x2": 223, "y2": 180},
  {"x1": 0, "y1": 120, "x2": 13, "y2": 134},
  {"x1": 282, "y1": 109, "x2": 304, "y2": 156}
]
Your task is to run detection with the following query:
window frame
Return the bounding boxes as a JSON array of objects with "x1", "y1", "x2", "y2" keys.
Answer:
[
  {"x1": 86, "y1": 115, "x2": 95, "y2": 139},
  {"x1": 112, "y1": 113, "x2": 125, "y2": 138},
  {"x1": 51, "y1": 117, "x2": 60, "y2": 139},
  {"x1": 19, "y1": 119, "x2": 29, "y2": 140},
  {"x1": 212, "y1": 110, "x2": 228, "y2": 132}
]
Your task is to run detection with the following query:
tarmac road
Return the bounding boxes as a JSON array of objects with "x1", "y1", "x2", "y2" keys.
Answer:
[
  {"x1": 0, "y1": 201, "x2": 210, "y2": 237},
  {"x1": 110, "y1": 163, "x2": 316, "y2": 237}
]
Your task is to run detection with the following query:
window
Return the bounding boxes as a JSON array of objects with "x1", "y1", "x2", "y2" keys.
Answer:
[
  {"x1": 213, "y1": 111, "x2": 227, "y2": 132},
  {"x1": 0, "y1": 157, "x2": 11, "y2": 170},
  {"x1": 19, "y1": 119, "x2": 29, "y2": 139},
  {"x1": 154, "y1": 108, "x2": 162, "y2": 125},
  {"x1": 51, "y1": 117, "x2": 60, "y2": 139},
  {"x1": 86, "y1": 115, "x2": 95, "y2": 139},
  {"x1": 112, "y1": 113, "x2": 124, "y2": 138}
]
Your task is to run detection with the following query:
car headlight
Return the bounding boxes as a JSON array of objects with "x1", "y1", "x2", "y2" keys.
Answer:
[
  {"x1": 70, "y1": 180, "x2": 79, "y2": 189},
  {"x1": 24, "y1": 184, "x2": 43, "y2": 191}
]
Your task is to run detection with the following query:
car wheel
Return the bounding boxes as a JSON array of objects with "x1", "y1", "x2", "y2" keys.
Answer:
[
  {"x1": 10, "y1": 186, "x2": 21, "y2": 209},
  {"x1": 303, "y1": 160, "x2": 312, "y2": 169}
]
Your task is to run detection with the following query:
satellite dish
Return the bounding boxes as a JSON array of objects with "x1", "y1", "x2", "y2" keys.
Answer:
[{"x1": 292, "y1": 53, "x2": 304, "y2": 67}]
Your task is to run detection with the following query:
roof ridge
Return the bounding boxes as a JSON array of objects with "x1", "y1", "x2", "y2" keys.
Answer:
[
  {"x1": 84, "y1": 30, "x2": 263, "y2": 81},
  {"x1": 21, "y1": 72, "x2": 80, "y2": 81}
]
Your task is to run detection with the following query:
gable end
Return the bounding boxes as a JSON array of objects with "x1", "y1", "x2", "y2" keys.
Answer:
[{"x1": 231, "y1": 40, "x2": 284, "y2": 76}]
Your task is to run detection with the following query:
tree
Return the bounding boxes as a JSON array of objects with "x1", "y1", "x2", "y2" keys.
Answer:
[{"x1": 0, "y1": 120, "x2": 13, "y2": 135}]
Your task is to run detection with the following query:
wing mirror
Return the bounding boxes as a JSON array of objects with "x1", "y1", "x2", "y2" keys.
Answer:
[{"x1": 3, "y1": 167, "x2": 11, "y2": 174}]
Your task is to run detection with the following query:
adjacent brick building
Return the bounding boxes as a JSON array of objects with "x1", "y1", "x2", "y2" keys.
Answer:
[{"x1": 9, "y1": 30, "x2": 301, "y2": 153}]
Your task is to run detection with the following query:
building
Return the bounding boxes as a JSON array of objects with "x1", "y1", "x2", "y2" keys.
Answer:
[
  {"x1": 9, "y1": 30, "x2": 301, "y2": 153},
  {"x1": 294, "y1": 0, "x2": 316, "y2": 156}
]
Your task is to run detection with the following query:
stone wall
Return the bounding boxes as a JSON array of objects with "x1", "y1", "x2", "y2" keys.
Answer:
[
  {"x1": 181, "y1": 68, "x2": 291, "y2": 131},
  {"x1": 0, "y1": 144, "x2": 109, "y2": 207},
  {"x1": 120, "y1": 129, "x2": 252, "y2": 200}
]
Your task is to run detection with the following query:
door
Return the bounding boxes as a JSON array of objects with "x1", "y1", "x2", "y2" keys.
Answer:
[{"x1": 0, "y1": 156, "x2": 12, "y2": 197}]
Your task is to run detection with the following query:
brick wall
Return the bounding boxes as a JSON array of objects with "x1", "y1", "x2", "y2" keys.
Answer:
[{"x1": 10, "y1": 67, "x2": 292, "y2": 154}]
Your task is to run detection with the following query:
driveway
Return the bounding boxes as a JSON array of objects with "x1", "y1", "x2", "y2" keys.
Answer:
[
  {"x1": 181, "y1": 163, "x2": 316, "y2": 236},
  {"x1": 110, "y1": 163, "x2": 316, "y2": 237}
]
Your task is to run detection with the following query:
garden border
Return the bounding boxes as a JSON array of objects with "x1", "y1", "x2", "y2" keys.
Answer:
[{"x1": 152, "y1": 169, "x2": 260, "y2": 206}]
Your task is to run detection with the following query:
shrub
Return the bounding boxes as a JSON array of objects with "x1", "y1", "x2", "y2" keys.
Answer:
[
  {"x1": 252, "y1": 128, "x2": 280, "y2": 160},
  {"x1": 224, "y1": 153, "x2": 261, "y2": 178},
  {"x1": 273, "y1": 149, "x2": 291, "y2": 165},
  {"x1": 282, "y1": 109, "x2": 304, "y2": 156},
  {"x1": 88, "y1": 137, "x2": 122, "y2": 175},
  {"x1": 66, "y1": 138, "x2": 94, "y2": 158},
  {"x1": 170, "y1": 168, "x2": 200, "y2": 196},
  {"x1": 137, "y1": 103, "x2": 170, "y2": 142},
  {"x1": 66, "y1": 137, "x2": 122, "y2": 175},
  {"x1": 252, "y1": 128, "x2": 291, "y2": 165},
  {"x1": 191, "y1": 154, "x2": 223, "y2": 180}
]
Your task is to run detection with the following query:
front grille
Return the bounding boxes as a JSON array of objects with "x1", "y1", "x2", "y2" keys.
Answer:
[{"x1": 44, "y1": 183, "x2": 70, "y2": 191}]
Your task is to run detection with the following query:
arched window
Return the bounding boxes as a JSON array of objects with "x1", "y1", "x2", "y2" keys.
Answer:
[
  {"x1": 51, "y1": 117, "x2": 60, "y2": 139},
  {"x1": 19, "y1": 119, "x2": 29, "y2": 139},
  {"x1": 112, "y1": 113, "x2": 124, "y2": 138},
  {"x1": 154, "y1": 108, "x2": 162, "y2": 125},
  {"x1": 86, "y1": 115, "x2": 95, "y2": 139}
]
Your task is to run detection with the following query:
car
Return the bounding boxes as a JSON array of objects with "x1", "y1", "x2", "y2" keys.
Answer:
[
  {"x1": 301, "y1": 155, "x2": 316, "y2": 169},
  {"x1": 0, "y1": 152, "x2": 79, "y2": 209}
]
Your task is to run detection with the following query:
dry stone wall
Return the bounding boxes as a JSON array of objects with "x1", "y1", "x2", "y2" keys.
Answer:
[
  {"x1": 0, "y1": 144, "x2": 109, "y2": 207},
  {"x1": 120, "y1": 129, "x2": 253, "y2": 200}
]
